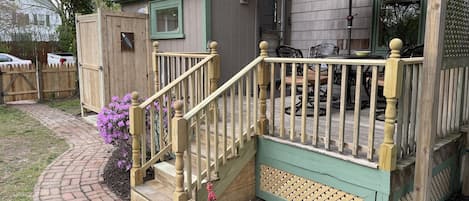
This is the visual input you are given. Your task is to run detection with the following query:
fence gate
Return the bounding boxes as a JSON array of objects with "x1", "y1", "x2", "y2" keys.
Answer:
[{"x1": 0, "y1": 65, "x2": 38, "y2": 103}]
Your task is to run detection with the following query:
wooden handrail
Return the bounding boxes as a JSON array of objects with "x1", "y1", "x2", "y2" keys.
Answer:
[
  {"x1": 264, "y1": 57, "x2": 386, "y2": 65},
  {"x1": 156, "y1": 52, "x2": 210, "y2": 58}
]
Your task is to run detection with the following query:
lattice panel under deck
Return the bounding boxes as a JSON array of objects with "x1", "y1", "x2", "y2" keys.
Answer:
[
  {"x1": 259, "y1": 165, "x2": 363, "y2": 201},
  {"x1": 443, "y1": 0, "x2": 469, "y2": 68},
  {"x1": 398, "y1": 167, "x2": 452, "y2": 201}
]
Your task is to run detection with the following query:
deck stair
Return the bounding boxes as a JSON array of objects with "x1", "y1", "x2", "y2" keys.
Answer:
[{"x1": 131, "y1": 123, "x2": 254, "y2": 201}]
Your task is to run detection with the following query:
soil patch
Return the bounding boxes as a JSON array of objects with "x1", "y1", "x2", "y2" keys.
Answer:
[{"x1": 103, "y1": 148, "x2": 154, "y2": 201}]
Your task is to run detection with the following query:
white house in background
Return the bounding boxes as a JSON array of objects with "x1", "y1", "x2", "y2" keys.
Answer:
[{"x1": 0, "y1": 0, "x2": 61, "y2": 41}]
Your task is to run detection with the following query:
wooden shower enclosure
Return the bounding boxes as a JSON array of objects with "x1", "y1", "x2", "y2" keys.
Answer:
[{"x1": 76, "y1": 10, "x2": 151, "y2": 114}]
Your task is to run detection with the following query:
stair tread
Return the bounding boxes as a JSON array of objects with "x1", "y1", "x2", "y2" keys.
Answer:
[
  {"x1": 134, "y1": 180, "x2": 173, "y2": 201},
  {"x1": 154, "y1": 161, "x2": 198, "y2": 182}
]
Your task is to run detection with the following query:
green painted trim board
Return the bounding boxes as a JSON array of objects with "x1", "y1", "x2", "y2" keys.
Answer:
[
  {"x1": 256, "y1": 138, "x2": 391, "y2": 200},
  {"x1": 202, "y1": 0, "x2": 211, "y2": 50}
]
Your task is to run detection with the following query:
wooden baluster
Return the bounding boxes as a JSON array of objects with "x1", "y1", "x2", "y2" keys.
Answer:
[
  {"x1": 153, "y1": 41, "x2": 160, "y2": 92},
  {"x1": 456, "y1": 67, "x2": 464, "y2": 131},
  {"x1": 230, "y1": 87, "x2": 237, "y2": 156},
  {"x1": 367, "y1": 66, "x2": 378, "y2": 160},
  {"x1": 222, "y1": 93, "x2": 227, "y2": 164},
  {"x1": 130, "y1": 92, "x2": 143, "y2": 187},
  {"x1": 325, "y1": 64, "x2": 334, "y2": 150},
  {"x1": 238, "y1": 81, "x2": 244, "y2": 148},
  {"x1": 338, "y1": 65, "x2": 348, "y2": 152},
  {"x1": 172, "y1": 100, "x2": 188, "y2": 201},
  {"x1": 300, "y1": 63, "x2": 308, "y2": 144},
  {"x1": 257, "y1": 41, "x2": 269, "y2": 135},
  {"x1": 312, "y1": 64, "x2": 320, "y2": 146},
  {"x1": 290, "y1": 63, "x2": 297, "y2": 141},
  {"x1": 378, "y1": 39, "x2": 403, "y2": 171},
  {"x1": 270, "y1": 63, "x2": 275, "y2": 134},
  {"x1": 246, "y1": 73, "x2": 251, "y2": 141},
  {"x1": 280, "y1": 63, "x2": 286, "y2": 138}
]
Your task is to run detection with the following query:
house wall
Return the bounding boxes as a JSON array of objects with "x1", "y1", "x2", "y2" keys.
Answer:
[
  {"x1": 289, "y1": 0, "x2": 372, "y2": 55},
  {"x1": 120, "y1": 0, "x2": 204, "y2": 52},
  {"x1": 211, "y1": 0, "x2": 258, "y2": 83}
]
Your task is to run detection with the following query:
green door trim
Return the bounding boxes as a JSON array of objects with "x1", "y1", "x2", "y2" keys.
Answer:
[{"x1": 202, "y1": 0, "x2": 211, "y2": 50}]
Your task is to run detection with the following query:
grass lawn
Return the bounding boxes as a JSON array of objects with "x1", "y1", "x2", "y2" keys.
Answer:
[
  {"x1": 0, "y1": 106, "x2": 68, "y2": 201},
  {"x1": 44, "y1": 98, "x2": 81, "y2": 115}
]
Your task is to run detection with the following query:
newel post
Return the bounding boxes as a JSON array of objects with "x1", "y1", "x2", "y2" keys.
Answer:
[
  {"x1": 257, "y1": 41, "x2": 270, "y2": 135},
  {"x1": 152, "y1": 41, "x2": 160, "y2": 92},
  {"x1": 208, "y1": 41, "x2": 220, "y2": 122},
  {"x1": 130, "y1": 92, "x2": 144, "y2": 186},
  {"x1": 378, "y1": 38, "x2": 403, "y2": 171},
  {"x1": 208, "y1": 41, "x2": 220, "y2": 94},
  {"x1": 172, "y1": 100, "x2": 188, "y2": 201}
]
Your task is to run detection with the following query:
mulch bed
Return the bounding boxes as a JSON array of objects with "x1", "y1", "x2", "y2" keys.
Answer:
[{"x1": 103, "y1": 148, "x2": 154, "y2": 201}]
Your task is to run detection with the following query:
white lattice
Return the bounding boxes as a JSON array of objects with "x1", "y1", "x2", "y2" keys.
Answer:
[{"x1": 259, "y1": 165, "x2": 363, "y2": 201}]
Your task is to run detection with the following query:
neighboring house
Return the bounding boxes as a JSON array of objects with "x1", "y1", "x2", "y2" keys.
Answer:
[{"x1": 0, "y1": 0, "x2": 62, "y2": 42}]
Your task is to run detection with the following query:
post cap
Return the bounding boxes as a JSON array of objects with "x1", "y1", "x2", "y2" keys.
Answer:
[
  {"x1": 389, "y1": 38, "x2": 403, "y2": 58},
  {"x1": 173, "y1": 100, "x2": 184, "y2": 116},
  {"x1": 131, "y1": 91, "x2": 139, "y2": 104},
  {"x1": 209, "y1": 41, "x2": 218, "y2": 50},
  {"x1": 153, "y1": 41, "x2": 159, "y2": 49},
  {"x1": 259, "y1": 41, "x2": 269, "y2": 51}
]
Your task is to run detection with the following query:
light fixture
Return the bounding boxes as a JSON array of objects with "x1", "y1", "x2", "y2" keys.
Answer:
[{"x1": 240, "y1": 0, "x2": 248, "y2": 5}]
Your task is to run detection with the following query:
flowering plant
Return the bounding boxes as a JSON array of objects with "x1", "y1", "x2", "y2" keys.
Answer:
[
  {"x1": 97, "y1": 94, "x2": 134, "y2": 171},
  {"x1": 97, "y1": 93, "x2": 176, "y2": 171}
]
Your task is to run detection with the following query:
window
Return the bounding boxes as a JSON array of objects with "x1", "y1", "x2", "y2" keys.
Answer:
[
  {"x1": 33, "y1": 14, "x2": 38, "y2": 25},
  {"x1": 46, "y1": 15, "x2": 50, "y2": 26},
  {"x1": 371, "y1": 0, "x2": 426, "y2": 54},
  {"x1": 150, "y1": 0, "x2": 184, "y2": 39},
  {"x1": 38, "y1": 14, "x2": 45, "y2": 26},
  {"x1": 0, "y1": 55, "x2": 13, "y2": 62}
]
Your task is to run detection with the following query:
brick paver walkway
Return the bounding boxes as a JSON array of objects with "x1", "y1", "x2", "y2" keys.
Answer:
[{"x1": 12, "y1": 104, "x2": 120, "y2": 201}]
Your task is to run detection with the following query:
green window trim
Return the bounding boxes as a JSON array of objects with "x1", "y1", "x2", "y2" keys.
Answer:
[
  {"x1": 371, "y1": 0, "x2": 427, "y2": 56},
  {"x1": 150, "y1": 0, "x2": 184, "y2": 40}
]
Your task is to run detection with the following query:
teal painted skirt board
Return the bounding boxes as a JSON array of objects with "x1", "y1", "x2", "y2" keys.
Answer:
[{"x1": 255, "y1": 137, "x2": 392, "y2": 201}]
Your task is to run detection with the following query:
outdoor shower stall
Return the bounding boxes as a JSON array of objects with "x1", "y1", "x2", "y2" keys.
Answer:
[{"x1": 76, "y1": 10, "x2": 152, "y2": 114}]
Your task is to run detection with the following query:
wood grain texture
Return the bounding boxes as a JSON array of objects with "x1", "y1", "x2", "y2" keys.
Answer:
[{"x1": 414, "y1": 0, "x2": 447, "y2": 199}]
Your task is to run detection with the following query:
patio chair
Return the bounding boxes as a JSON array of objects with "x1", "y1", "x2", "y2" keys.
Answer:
[
  {"x1": 309, "y1": 43, "x2": 341, "y2": 84},
  {"x1": 309, "y1": 43, "x2": 339, "y2": 58},
  {"x1": 275, "y1": 45, "x2": 328, "y2": 116}
]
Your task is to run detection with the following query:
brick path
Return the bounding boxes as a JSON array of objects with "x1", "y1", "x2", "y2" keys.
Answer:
[{"x1": 12, "y1": 104, "x2": 121, "y2": 201}]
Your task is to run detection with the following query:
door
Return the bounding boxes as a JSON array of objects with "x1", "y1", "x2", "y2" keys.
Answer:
[{"x1": 76, "y1": 15, "x2": 104, "y2": 113}]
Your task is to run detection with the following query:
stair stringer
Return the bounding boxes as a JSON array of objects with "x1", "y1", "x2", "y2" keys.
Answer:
[{"x1": 196, "y1": 138, "x2": 257, "y2": 201}]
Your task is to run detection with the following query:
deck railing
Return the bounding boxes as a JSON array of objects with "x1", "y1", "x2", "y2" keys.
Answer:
[
  {"x1": 129, "y1": 42, "x2": 220, "y2": 187},
  {"x1": 170, "y1": 43, "x2": 269, "y2": 200},
  {"x1": 263, "y1": 57, "x2": 386, "y2": 163},
  {"x1": 395, "y1": 57, "x2": 424, "y2": 160},
  {"x1": 437, "y1": 65, "x2": 468, "y2": 136}
]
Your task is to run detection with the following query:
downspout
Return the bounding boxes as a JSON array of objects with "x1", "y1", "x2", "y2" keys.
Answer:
[{"x1": 279, "y1": 0, "x2": 286, "y2": 45}]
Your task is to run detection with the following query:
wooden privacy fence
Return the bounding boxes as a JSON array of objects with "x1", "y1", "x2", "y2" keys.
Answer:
[{"x1": 0, "y1": 63, "x2": 77, "y2": 103}]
